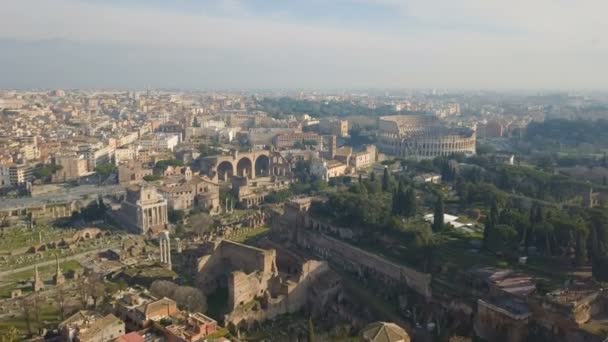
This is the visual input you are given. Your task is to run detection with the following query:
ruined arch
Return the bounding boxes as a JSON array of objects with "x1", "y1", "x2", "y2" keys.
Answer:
[
  {"x1": 217, "y1": 161, "x2": 234, "y2": 181},
  {"x1": 254, "y1": 155, "x2": 270, "y2": 177},
  {"x1": 236, "y1": 157, "x2": 253, "y2": 179}
]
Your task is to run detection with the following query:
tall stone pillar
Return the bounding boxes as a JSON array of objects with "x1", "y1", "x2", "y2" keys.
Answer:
[
  {"x1": 159, "y1": 237, "x2": 165, "y2": 263},
  {"x1": 159, "y1": 231, "x2": 172, "y2": 270},
  {"x1": 34, "y1": 265, "x2": 44, "y2": 292},
  {"x1": 153, "y1": 206, "x2": 158, "y2": 226}
]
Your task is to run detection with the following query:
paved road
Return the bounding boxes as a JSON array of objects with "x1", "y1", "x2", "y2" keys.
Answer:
[
  {"x1": 0, "y1": 244, "x2": 119, "y2": 279},
  {"x1": 0, "y1": 184, "x2": 125, "y2": 210}
]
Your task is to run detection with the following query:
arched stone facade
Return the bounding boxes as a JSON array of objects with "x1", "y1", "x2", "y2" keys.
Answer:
[
  {"x1": 201, "y1": 150, "x2": 291, "y2": 181},
  {"x1": 377, "y1": 115, "x2": 476, "y2": 158}
]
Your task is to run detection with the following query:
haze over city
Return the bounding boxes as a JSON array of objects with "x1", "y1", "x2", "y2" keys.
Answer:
[
  {"x1": 1, "y1": 0, "x2": 607, "y2": 89},
  {"x1": 5, "y1": 1, "x2": 608, "y2": 342}
]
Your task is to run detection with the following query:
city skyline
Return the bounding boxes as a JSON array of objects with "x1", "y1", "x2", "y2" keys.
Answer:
[{"x1": 1, "y1": 0, "x2": 607, "y2": 89}]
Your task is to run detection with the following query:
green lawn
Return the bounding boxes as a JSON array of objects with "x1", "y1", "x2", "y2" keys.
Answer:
[
  {"x1": 5, "y1": 260, "x2": 82, "y2": 283},
  {"x1": 227, "y1": 226, "x2": 270, "y2": 244},
  {"x1": 1, "y1": 260, "x2": 82, "y2": 299},
  {"x1": 0, "y1": 302, "x2": 62, "y2": 337},
  {"x1": 0, "y1": 225, "x2": 76, "y2": 252}
]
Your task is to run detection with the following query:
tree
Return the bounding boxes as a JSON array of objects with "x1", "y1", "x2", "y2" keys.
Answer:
[
  {"x1": 592, "y1": 254, "x2": 608, "y2": 282},
  {"x1": 56, "y1": 285, "x2": 68, "y2": 321},
  {"x1": 154, "y1": 159, "x2": 184, "y2": 173},
  {"x1": 189, "y1": 213, "x2": 214, "y2": 238},
  {"x1": 94, "y1": 163, "x2": 117, "y2": 178},
  {"x1": 199, "y1": 143, "x2": 221, "y2": 157},
  {"x1": 143, "y1": 174, "x2": 161, "y2": 182},
  {"x1": 533, "y1": 221, "x2": 552, "y2": 256},
  {"x1": 168, "y1": 209, "x2": 185, "y2": 224},
  {"x1": 151, "y1": 281, "x2": 207, "y2": 313},
  {"x1": 370, "y1": 171, "x2": 376, "y2": 182},
  {"x1": 151, "y1": 280, "x2": 178, "y2": 299},
  {"x1": 432, "y1": 195, "x2": 444, "y2": 232},
  {"x1": 487, "y1": 224, "x2": 519, "y2": 254},
  {"x1": 587, "y1": 208, "x2": 608, "y2": 258},
  {"x1": 77, "y1": 276, "x2": 89, "y2": 308},
  {"x1": 415, "y1": 229, "x2": 437, "y2": 272},
  {"x1": 483, "y1": 201, "x2": 499, "y2": 249},
  {"x1": 86, "y1": 274, "x2": 106, "y2": 309},
  {"x1": 308, "y1": 317, "x2": 316, "y2": 342},
  {"x1": 575, "y1": 226, "x2": 589, "y2": 267},
  {"x1": 20, "y1": 297, "x2": 34, "y2": 336},
  {"x1": 33, "y1": 164, "x2": 62, "y2": 182},
  {"x1": 392, "y1": 182, "x2": 416, "y2": 218},
  {"x1": 382, "y1": 167, "x2": 390, "y2": 192},
  {"x1": 404, "y1": 187, "x2": 417, "y2": 218},
  {"x1": 392, "y1": 182, "x2": 404, "y2": 215},
  {"x1": 173, "y1": 286, "x2": 207, "y2": 313}
]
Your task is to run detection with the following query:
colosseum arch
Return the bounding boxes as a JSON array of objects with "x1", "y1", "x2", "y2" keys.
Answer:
[
  {"x1": 217, "y1": 161, "x2": 234, "y2": 181},
  {"x1": 254, "y1": 155, "x2": 270, "y2": 177},
  {"x1": 236, "y1": 157, "x2": 253, "y2": 179}
]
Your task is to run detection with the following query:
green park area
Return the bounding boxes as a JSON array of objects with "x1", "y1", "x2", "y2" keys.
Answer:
[
  {"x1": 0, "y1": 260, "x2": 82, "y2": 299},
  {"x1": 228, "y1": 225, "x2": 269, "y2": 244}
]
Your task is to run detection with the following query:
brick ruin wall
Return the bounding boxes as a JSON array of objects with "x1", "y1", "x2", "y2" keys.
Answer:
[
  {"x1": 225, "y1": 260, "x2": 335, "y2": 327},
  {"x1": 473, "y1": 300, "x2": 529, "y2": 342},
  {"x1": 197, "y1": 240, "x2": 276, "y2": 296},
  {"x1": 294, "y1": 229, "x2": 432, "y2": 298}
]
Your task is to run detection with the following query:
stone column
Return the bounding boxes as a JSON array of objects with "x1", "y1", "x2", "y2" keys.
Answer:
[
  {"x1": 159, "y1": 238, "x2": 165, "y2": 263},
  {"x1": 141, "y1": 209, "x2": 147, "y2": 232},
  {"x1": 159, "y1": 231, "x2": 172, "y2": 270}
]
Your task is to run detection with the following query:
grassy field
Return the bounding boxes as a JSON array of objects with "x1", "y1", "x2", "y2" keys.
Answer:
[
  {"x1": 0, "y1": 260, "x2": 82, "y2": 299},
  {"x1": 0, "y1": 225, "x2": 76, "y2": 252},
  {"x1": 227, "y1": 226, "x2": 269, "y2": 244},
  {"x1": 0, "y1": 301, "x2": 62, "y2": 338}
]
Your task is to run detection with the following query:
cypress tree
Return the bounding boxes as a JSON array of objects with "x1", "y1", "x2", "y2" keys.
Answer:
[
  {"x1": 392, "y1": 182, "x2": 404, "y2": 215},
  {"x1": 484, "y1": 200, "x2": 499, "y2": 248},
  {"x1": 575, "y1": 230, "x2": 588, "y2": 267},
  {"x1": 404, "y1": 187, "x2": 417, "y2": 217},
  {"x1": 432, "y1": 195, "x2": 444, "y2": 232},
  {"x1": 382, "y1": 167, "x2": 390, "y2": 192}
]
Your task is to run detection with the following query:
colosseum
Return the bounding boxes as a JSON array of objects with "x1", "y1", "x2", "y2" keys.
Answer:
[{"x1": 377, "y1": 115, "x2": 476, "y2": 158}]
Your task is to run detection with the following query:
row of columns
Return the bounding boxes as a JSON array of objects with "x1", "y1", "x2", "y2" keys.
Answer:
[
  {"x1": 385, "y1": 138, "x2": 476, "y2": 157},
  {"x1": 271, "y1": 167, "x2": 286, "y2": 176},
  {"x1": 143, "y1": 205, "x2": 166, "y2": 230}
]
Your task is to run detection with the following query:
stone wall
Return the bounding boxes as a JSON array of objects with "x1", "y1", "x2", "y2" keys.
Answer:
[
  {"x1": 224, "y1": 260, "x2": 337, "y2": 327},
  {"x1": 294, "y1": 229, "x2": 431, "y2": 298},
  {"x1": 196, "y1": 239, "x2": 277, "y2": 309},
  {"x1": 228, "y1": 271, "x2": 266, "y2": 310},
  {"x1": 473, "y1": 299, "x2": 530, "y2": 342},
  {"x1": 218, "y1": 240, "x2": 275, "y2": 275}
]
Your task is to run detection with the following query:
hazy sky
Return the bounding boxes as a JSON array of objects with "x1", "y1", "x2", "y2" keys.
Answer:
[{"x1": 1, "y1": 0, "x2": 607, "y2": 89}]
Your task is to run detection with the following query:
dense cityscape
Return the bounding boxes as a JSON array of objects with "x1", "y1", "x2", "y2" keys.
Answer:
[
  {"x1": 1, "y1": 89, "x2": 608, "y2": 342},
  {"x1": 2, "y1": 0, "x2": 608, "y2": 341}
]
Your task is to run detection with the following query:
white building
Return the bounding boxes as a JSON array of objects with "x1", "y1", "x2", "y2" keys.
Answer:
[
  {"x1": 114, "y1": 145, "x2": 138, "y2": 165},
  {"x1": 0, "y1": 165, "x2": 11, "y2": 188},
  {"x1": 310, "y1": 159, "x2": 347, "y2": 181},
  {"x1": 78, "y1": 144, "x2": 115, "y2": 170},
  {"x1": 137, "y1": 133, "x2": 180, "y2": 152}
]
